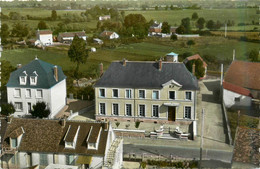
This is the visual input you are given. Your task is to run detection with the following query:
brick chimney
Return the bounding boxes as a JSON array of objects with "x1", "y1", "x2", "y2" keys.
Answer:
[
  {"x1": 123, "y1": 58, "x2": 127, "y2": 66},
  {"x1": 192, "y1": 63, "x2": 195, "y2": 75},
  {"x1": 54, "y1": 65, "x2": 58, "y2": 82},
  {"x1": 17, "y1": 64, "x2": 22, "y2": 69},
  {"x1": 60, "y1": 119, "x2": 66, "y2": 128},
  {"x1": 159, "y1": 58, "x2": 162, "y2": 71},
  {"x1": 99, "y1": 63, "x2": 103, "y2": 77}
]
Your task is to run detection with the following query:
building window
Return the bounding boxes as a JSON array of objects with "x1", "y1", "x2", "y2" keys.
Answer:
[
  {"x1": 153, "y1": 105, "x2": 159, "y2": 117},
  {"x1": 99, "y1": 89, "x2": 105, "y2": 97},
  {"x1": 234, "y1": 97, "x2": 240, "y2": 102},
  {"x1": 112, "y1": 103, "x2": 119, "y2": 115},
  {"x1": 126, "y1": 104, "x2": 132, "y2": 116},
  {"x1": 125, "y1": 89, "x2": 132, "y2": 98},
  {"x1": 113, "y1": 89, "x2": 119, "y2": 98},
  {"x1": 184, "y1": 106, "x2": 191, "y2": 119},
  {"x1": 36, "y1": 89, "x2": 43, "y2": 98},
  {"x1": 40, "y1": 154, "x2": 48, "y2": 166},
  {"x1": 14, "y1": 102, "x2": 23, "y2": 111},
  {"x1": 185, "y1": 92, "x2": 192, "y2": 100},
  {"x1": 66, "y1": 155, "x2": 75, "y2": 165},
  {"x1": 20, "y1": 76, "x2": 26, "y2": 85},
  {"x1": 139, "y1": 105, "x2": 145, "y2": 117},
  {"x1": 26, "y1": 89, "x2": 31, "y2": 98},
  {"x1": 152, "y1": 91, "x2": 159, "y2": 99},
  {"x1": 14, "y1": 89, "x2": 21, "y2": 97},
  {"x1": 30, "y1": 76, "x2": 37, "y2": 85},
  {"x1": 99, "y1": 103, "x2": 106, "y2": 115},
  {"x1": 139, "y1": 90, "x2": 145, "y2": 99},
  {"x1": 11, "y1": 138, "x2": 17, "y2": 148},
  {"x1": 169, "y1": 91, "x2": 175, "y2": 100}
]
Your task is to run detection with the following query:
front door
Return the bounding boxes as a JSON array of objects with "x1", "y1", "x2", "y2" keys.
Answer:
[
  {"x1": 168, "y1": 107, "x2": 176, "y2": 121},
  {"x1": 27, "y1": 103, "x2": 31, "y2": 114}
]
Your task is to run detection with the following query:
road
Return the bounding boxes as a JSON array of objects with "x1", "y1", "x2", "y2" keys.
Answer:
[{"x1": 124, "y1": 144, "x2": 232, "y2": 168}]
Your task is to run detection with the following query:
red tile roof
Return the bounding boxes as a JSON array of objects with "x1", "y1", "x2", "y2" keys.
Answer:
[
  {"x1": 224, "y1": 61, "x2": 260, "y2": 90},
  {"x1": 100, "y1": 31, "x2": 114, "y2": 37},
  {"x1": 223, "y1": 81, "x2": 252, "y2": 97},
  {"x1": 185, "y1": 54, "x2": 208, "y2": 67},
  {"x1": 37, "y1": 30, "x2": 53, "y2": 35}
]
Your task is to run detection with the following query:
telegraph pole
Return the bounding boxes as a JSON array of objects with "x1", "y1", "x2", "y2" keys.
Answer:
[
  {"x1": 224, "y1": 24, "x2": 227, "y2": 38},
  {"x1": 199, "y1": 108, "x2": 205, "y2": 169}
]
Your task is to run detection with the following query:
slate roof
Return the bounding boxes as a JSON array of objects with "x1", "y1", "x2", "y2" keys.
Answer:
[
  {"x1": 95, "y1": 61, "x2": 199, "y2": 90},
  {"x1": 6, "y1": 59, "x2": 66, "y2": 89},
  {"x1": 232, "y1": 127, "x2": 260, "y2": 166},
  {"x1": 224, "y1": 60, "x2": 260, "y2": 90},
  {"x1": 1, "y1": 118, "x2": 109, "y2": 155},
  {"x1": 59, "y1": 31, "x2": 86, "y2": 38}
]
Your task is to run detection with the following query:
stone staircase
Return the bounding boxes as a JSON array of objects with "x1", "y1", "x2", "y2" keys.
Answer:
[{"x1": 103, "y1": 138, "x2": 122, "y2": 168}]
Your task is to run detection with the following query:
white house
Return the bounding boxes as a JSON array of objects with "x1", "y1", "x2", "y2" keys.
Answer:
[
  {"x1": 6, "y1": 58, "x2": 67, "y2": 118},
  {"x1": 0, "y1": 118, "x2": 123, "y2": 169},
  {"x1": 100, "y1": 31, "x2": 119, "y2": 39},
  {"x1": 99, "y1": 15, "x2": 111, "y2": 21},
  {"x1": 36, "y1": 30, "x2": 53, "y2": 46},
  {"x1": 223, "y1": 60, "x2": 260, "y2": 109},
  {"x1": 58, "y1": 31, "x2": 87, "y2": 43}
]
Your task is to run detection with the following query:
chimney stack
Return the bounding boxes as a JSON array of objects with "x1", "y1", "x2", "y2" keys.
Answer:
[
  {"x1": 192, "y1": 63, "x2": 195, "y2": 75},
  {"x1": 60, "y1": 119, "x2": 66, "y2": 128},
  {"x1": 159, "y1": 58, "x2": 162, "y2": 71},
  {"x1": 123, "y1": 58, "x2": 127, "y2": 66},
  {"x1": 99, "y1": 63, "x2": 103, "y2": 77},
  {"x1": 54, "y1": 65, "x2": 58, "y2": 82},
  {"x1": 17, "y1": 64, "x2": 22, "y2": 69}
]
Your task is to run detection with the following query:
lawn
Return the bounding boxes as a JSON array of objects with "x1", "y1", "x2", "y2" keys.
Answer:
[{"x1": 125, "y1": 8, "x2": 260, "y2": 31}]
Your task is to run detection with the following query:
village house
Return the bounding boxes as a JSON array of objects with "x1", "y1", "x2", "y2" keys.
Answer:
[
  {"x1": 93, "y1": 38, "x2": 104, "y2": 45},
  {"x1": 231, "y1": 127, "x2": 260, "y2": 169},
  {"x1": 149, "y1": 21, "x2": 162, "y2": 35},
  {"x1": 94, "y1": 58, "x2": 199, "y2": 123},
  {"x1": 99, "y1": 31, "x2": 119, "y2": 40},
  {"x1": 99, "y1": 15, "x2": 111, "y2": 21},
  {"x1": 223, "y1": 60, "x2": 260, "y2": 109},
  {"x1": 36, "y1": 30, "x2": 53, "y2": 46},
  {"x1": 0, "y1": 117, "x2": 123, "y2": 169},
  {"x1": 6, "y1": 58, "x2": 67, "y2": 118},
  {"x1": 58, "y1": 31, "x2": 87, "y2": 43},
  {"x1": 183, "y1": 54, "x2": 208, "y2": 79}
]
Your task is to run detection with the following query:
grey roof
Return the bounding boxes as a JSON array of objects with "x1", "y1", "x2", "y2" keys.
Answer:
[
  {"x1": 95, "y1": 61, "x2": 199, "y2": 90},
  {"x1": 6, "y1": 59, "x2": 66, "y2": 89}
]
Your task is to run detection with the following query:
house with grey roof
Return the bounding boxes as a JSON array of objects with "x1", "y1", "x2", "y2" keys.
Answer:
[
  {"x1": 0, "y1": 117, "x2": 123, "y2": 169},
  {"x1": 94, "y1": 59, "x2": 199, "y2": 123},
  {"x1": 58, "y1": 31, "x2": 87, "y2": 43},
  {"x1": 6, "y1": 58, "x2": 67, "y2": 118}
]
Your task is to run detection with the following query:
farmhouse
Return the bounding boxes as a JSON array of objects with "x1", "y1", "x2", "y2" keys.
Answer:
[
  {"x1": 94, "y1": 59, "x2": 199, "y2": 123},
  {"x1": 183, "y1": 54, "x2": 208, "y2": 78},
  {"x1": 223, "y1": 60, "x2": 260, "y2": 109},
  {"x1": 36, "y1": 30, "x2": 53, "y2": 46},
  {"x1": 99, "y1": 15, "x2": 111, "y2": 21},
  {"x1": 149, "y1": 21, "x2": 162, "y2": 34},
  {"x1": 6, "y1": 58, "x2": 67, "y2": 118},
  {"x1": 99, "y1": 31, "x2": 119, "y2": 39},
  {"x1": 0, "y1": 117, "x2": 123, "y2": 169},
  {"x1": 58, "y1": 31, "x2": 87, "y2": 43}
]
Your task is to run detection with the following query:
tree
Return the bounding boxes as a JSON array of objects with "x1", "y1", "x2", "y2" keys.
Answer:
[
  {"x1": 206, "y1": 20, "x2": 215, "y2": 30},
  {"x1": 187, "y1": 40, "x2": 195, "y2": 46},
  {"x1": 51, "y1": 10, "x2": 57, "y2": 21},
  {"x1": 0, "y1": 103, "x2": 15, "y2": 116},
  {"x1": 30, "y1": 102, "x2": 50, "y2": 118},
  {"x1": 11, "y1": 22, "x2": 29, "y2": 37},
  {"x1": 170, "y1": 5, "x2": 174, "y2": 10},
  {"x1": 165, "y1": 5, "x2": 168, "y2": 10},
  {"x1": 192, "y1": 12, "x2": 198, "y2": 20},
  {"x1": 248, "y1": 49, "x2": 259, "y2": 62},
  {"x1": 68, "y1": 35, "x2": 89, "y2": 80},
  {"x1": 170, "y1": 34, "x2": 177, "y2": 41},
  {"x1": 186, "y1": 59, "x2": 205, "y2": 79},
  {"x1": 161, "y1": 22, "x2": 170, "y2": 33},
  {"x1": 181, "y1": 17, "x2": 191, "y2": 33},
  {"x1": 176, "y1": 25, "x2": 185, "y2": 34},
  {"x1": 1, "y1": 23, "x2": 10, "y2": 44},
  {"x1": 155, "y1": 6, "x2": 159, "y2": 10},
  {"x1": 37, "y1": 20, "x2": 48, "y2": 30},
  {"x1": 196, "y1": 17, "x2": 205, "y2": 30}
]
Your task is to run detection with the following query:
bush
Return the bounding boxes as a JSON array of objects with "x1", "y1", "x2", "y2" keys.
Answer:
[
  {"x1": 0, "y1": 103, "x2": 15, "y2": 116},
  {"x1": 30, "y1": 102, "x2": 50, "y2": 118},
  {"x1": 187, "y1": 40, "x2": 195, "y2": 46},
  {"x1": 115, "y1": 121, "x2": 120, "y2": 127},
  {"x1": 170, "y1": 34, "x2": 177, "y2": 41},
  {"x1": 140, "y1": 162, "x2": 147, "y2": 168},
  {"x1": 135, "y1": 120, "x2": 141, "y2": 128}
]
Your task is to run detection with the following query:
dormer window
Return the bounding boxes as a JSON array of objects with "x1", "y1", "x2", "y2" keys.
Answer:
[
  {"x1": 30, "y1": 77, "x2": 37, "y2": 85},
  {"x1": 20, "y1": 76, "x2": 26, "y2": 85},
  {"x1": 11, "y1": 138, "x2": 17, "y2": 148}
]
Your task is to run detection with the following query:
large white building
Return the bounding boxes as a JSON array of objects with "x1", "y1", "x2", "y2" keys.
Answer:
[
  {"x1": 36, "y1": 30, "x2": 53, "y2": 46},
  {"x1": 58, "y1": 31, "x2": 87, "y2": 43},
  {"x1": 0, "y1": 118, "x2": 123, "y2": 169},
  {"x1": 6, "y1": 58, "x2": 67, "y2": 118}
]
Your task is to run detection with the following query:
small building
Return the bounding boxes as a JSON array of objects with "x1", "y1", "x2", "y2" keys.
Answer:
[
  {"x1": 99, "y1": 31, "x2": 119, "y2": 39},
  {"x1": 93, "y1": 38, "x2": 103, "y2": 45},
  {"x1": 0, "y1": 117, "x2": 123, "y2": 169},
  {"x1": 36, "y1": 30, "x2": 53, "y2": 46},
  {"x1": 58, "y1": 31, "x2": 87, "y2": 43},
  {"x1": 223, "y1": 60, "x2": 260, "y2": 109},
  {"x1": 165, "y1": 52, "x2": 179, "y2": 62},
  {"x1": 6, "y1": 58, "x2": 67, "y2": 118},
  {"x1": 99, "y1": 15, "x2": 111, "y2": 21},
  {"x1": 231, "y1": 127, "x2": 260, "y2": 168},
  {"x1": 183, "y1": 54, "x2": 207, "y2": 78},
  {"x1": 149, "y1": 21, "x2": 162, "y2": 34}
]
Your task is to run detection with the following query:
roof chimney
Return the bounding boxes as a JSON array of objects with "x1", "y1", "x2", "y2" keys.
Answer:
[
  {"x1": 60, "y1": 119, "x2": 66, "y2": 128},
  {"x1": 159, "y1": 58, "x2": 162, "y2": 71},
  {"x1": 17, "y1": 64, "x2": 22, "y2": 69},
  {"x1": 192, "y1": 63, "x2": 195, "y2": 75},
  {"x1": 99, "y1": 63, "x2": 103, "y2": 77},
  {"x1": 123, "y1": 58, "x2": 127, "y2": 66},
  {"x1": 54, "y1": 65, "x2": 58, "y2": 82}
]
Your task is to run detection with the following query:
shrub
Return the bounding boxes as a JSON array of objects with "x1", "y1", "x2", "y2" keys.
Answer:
[
  {"x1": 135, "y1": 120, "x2": 141, "y2": 128},
  {"x1": 0, "y1": 103, "x2": 15, "y2": 116},
  {"x1": 115, "y1": 121, "x2": 120, "y2": 127},
  {"x1": 170, "y1": 34, "x2": 178, "y2": 41},
  {"x1": 187, "y1": 40, "x2": 195, "y2": 46},
  {"x1": 30, "y1": 102, "x2": 50, "y2": 118},
  {"x1": 140, "y1": 162, "x2": 147, "y2": 168}
]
